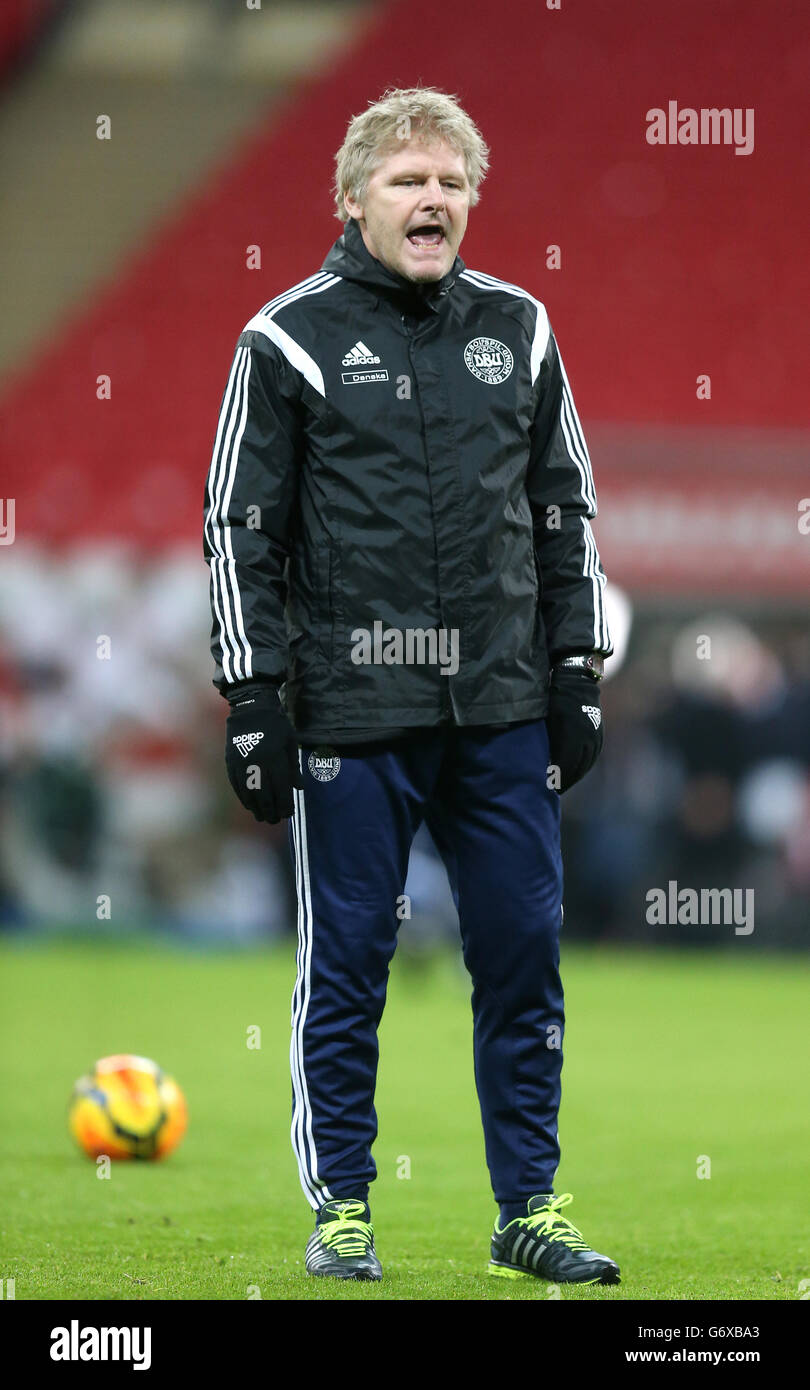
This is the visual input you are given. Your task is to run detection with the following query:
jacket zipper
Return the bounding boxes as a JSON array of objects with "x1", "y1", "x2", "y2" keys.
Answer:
[{"x1": 402, "y1": 311, "x2": 453, "y2": 726}]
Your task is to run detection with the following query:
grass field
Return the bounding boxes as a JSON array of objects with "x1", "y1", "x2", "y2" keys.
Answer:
[{"x1": 0, "y1": 936, "x2": 807, "y2": 1301}]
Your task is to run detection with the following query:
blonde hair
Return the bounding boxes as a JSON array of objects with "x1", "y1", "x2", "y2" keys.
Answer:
[{"x1": 333, "y1": 86, "x2": 490, "y2": 222}]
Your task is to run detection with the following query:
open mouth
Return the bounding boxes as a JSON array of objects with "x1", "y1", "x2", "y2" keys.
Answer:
[{"x1": 406, "y1": 224, "x2": 446, "y2": 249}]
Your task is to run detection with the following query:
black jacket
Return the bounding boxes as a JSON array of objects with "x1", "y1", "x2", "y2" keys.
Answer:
[{"x1": 204, "y1": 218, "x2": 611, "y2": 742}]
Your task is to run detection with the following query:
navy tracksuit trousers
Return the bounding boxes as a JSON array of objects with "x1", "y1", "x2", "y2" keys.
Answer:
[{"x1": 287, "y1": 719, "x2": 564, "y2": 1209}]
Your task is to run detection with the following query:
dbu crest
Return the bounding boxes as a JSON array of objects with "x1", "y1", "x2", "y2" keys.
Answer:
[
  {"x1": 307, "y1": 748, "x2": 341, "y2": 782},
  {"x1": 464, "y1": 337, "x2": 514, "y2": 385}
]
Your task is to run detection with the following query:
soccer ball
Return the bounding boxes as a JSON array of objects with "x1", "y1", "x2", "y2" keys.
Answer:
[{"x1": 68, "y1": 1054, "x2": 187, "y2": 1161}]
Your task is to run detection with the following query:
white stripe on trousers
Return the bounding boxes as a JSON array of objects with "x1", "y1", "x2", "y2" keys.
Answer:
[{"x1": 290, "y1": 762, "x2": 332, "y2": 1209}]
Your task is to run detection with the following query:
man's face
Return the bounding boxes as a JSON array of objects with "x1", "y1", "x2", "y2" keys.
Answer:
[{"x1": 343, "y1": 136, "x2": 470, "y2": 283}]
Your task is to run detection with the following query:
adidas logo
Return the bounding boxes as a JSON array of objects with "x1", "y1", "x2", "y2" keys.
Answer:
[
  {"x1": 232, "y1": 732, "x2": 264, "y2": 758},
  {"x1": 342, "y1": 340, "x2": 381, "y2": 366},
  {"x1": 582, "y1": 705, "x2": 602, "y2": 730}
]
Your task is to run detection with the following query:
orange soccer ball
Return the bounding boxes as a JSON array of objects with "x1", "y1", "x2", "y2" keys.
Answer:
[{"x1": 68, "y1": 1054, "x2": 187, "y2": 1161}]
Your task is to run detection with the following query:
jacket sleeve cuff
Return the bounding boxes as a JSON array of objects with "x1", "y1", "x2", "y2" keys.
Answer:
[{"x1": 221, "y1": 678, "x2": 281, "y2": 706}]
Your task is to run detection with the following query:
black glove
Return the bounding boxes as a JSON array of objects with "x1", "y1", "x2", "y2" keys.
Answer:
[
  {"x1": 224, "y1": 683, "x2": 303, "y2": 823},
  {"x1": 545, "y1": 668, "x2": 603, "y2": 793}
]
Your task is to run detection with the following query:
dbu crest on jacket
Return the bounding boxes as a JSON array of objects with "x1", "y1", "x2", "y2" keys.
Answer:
[{"x1": 204, "y1": 218, "x2": 611, "y2": 741}]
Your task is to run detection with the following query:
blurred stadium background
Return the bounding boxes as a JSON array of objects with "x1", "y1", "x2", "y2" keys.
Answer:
[
  {"x1": 0, "y1": 0, "x2": 808, "y2": 953},
  {"x1": 2, "y1": 0, "x2": 810, "y2": 1307}
]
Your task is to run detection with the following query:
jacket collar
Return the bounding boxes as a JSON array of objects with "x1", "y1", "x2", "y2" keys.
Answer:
[{"x1": 321, "y1": 217, "x2": 465, "y2": 314}]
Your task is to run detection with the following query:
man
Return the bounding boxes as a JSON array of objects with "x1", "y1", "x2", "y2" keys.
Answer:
[{"x1": 204, "y1": 87, "x2": 618, "y2": 1286}]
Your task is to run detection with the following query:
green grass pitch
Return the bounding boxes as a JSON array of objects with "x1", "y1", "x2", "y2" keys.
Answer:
[{"x1": 0, "y1": 937, "x2": 807, "y2": 1301}]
